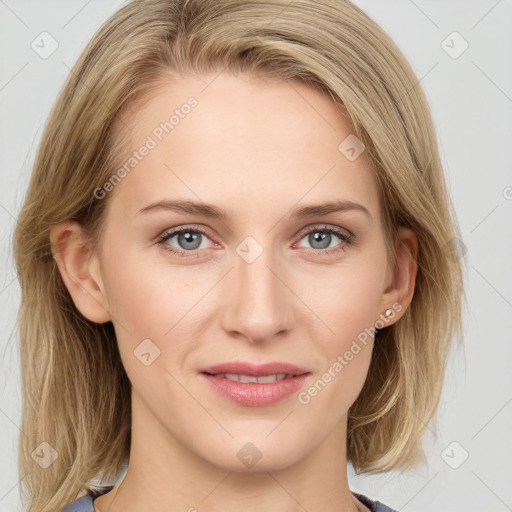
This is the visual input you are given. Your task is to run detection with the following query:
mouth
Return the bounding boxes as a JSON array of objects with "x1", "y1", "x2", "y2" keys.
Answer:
[
  {"x1": 198, "y1": 361, "x2": 311, "y2": 407},
  {"x1": 202, "y1": 373, "x2": 297, "y2": 383}
]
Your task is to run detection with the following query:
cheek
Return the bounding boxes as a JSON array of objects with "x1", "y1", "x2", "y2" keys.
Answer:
[
  {"x1": 299, "y1": 258, "x2": 385, "y2": 342},
  {"x1": 296, "y1": 266, "x2": 380, "y2": 416},
  {"x1": 296, "y1": 256, "x2": 384, "y2": 397},
  {"x1": 101, "y1": 246, "x2": 217, "y2": 354}
]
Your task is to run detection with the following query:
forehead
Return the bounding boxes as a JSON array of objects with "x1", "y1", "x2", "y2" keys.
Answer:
[{"x1": 107, "y1": 72, "x2": 381, "y2": 223}]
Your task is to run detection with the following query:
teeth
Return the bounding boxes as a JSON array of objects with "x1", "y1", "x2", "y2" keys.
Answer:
[{"x1": 216, "y1": 373, "x2": 289, "y2": 383}]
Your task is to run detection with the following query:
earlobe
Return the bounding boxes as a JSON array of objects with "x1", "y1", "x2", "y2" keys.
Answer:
[
  {"x1": 49, "y1": 221, "x2": 111, "y2": 324},
  {"x1": 377, "y1": 226, "x2": 418, "y2": 326}
]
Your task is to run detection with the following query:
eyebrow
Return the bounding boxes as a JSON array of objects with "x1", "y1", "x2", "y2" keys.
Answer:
[{"x1": 137, "y1": 199, "x2": 372, "y2": 221}]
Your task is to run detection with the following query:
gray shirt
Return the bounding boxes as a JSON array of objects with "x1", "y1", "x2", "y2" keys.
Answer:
[{"x1": 61, "y1": 486, "x2": 398, "y2": 511}]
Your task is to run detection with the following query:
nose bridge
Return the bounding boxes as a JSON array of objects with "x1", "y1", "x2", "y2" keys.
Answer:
[{"x1": 221, "y1": 237, "x2": 293, "y2": 342}]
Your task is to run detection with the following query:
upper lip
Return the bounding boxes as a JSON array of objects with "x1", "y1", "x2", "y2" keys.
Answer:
[{"x1": 199, "y1": 361, "x2": 310, "y2": 377}]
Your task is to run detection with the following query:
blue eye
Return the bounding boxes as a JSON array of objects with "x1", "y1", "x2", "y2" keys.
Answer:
[
  {"x1": 156, "y1": 224, "x2": 353, "y2": 258},
  {"x1": 296, "y1": 225, "x2": 353, "y2": 254},
  {"x1": 157, "y1": 226, "x2": 213, "y2": 257}
]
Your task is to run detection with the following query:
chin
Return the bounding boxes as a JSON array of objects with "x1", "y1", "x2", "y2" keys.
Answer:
[{"x1": 197, "y1": 435, "x2": 309, "y2": 473}]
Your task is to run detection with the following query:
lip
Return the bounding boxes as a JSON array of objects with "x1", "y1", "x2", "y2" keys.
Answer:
[
  {"x1": 198, "y1": 361, "x2": 310, "y2": 377},
  {"x1": 198, "y1": 361, "x2": 311, "y2": 407}
]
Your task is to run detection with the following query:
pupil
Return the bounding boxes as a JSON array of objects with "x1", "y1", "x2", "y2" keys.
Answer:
[
  {"x1": 179, "y1": 231, "x2": 201, "y2": 250},
  {"x1": 311, "y1": 231, "x2": 330, "y2": 249}
]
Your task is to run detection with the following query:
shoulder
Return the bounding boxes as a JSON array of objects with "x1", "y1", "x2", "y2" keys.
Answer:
[
  {"x1": 61, "y1": 494, "x2": 93, "y2": 512},
  {"x1": 354, "y1": 492, "x2": 398, "y2": 512},
  {"x1": 61, "y1": 486, "x2": 114, "y2": 512},
  {"x1": 61, "y1": 487, "x2": 394, "y2": 512}
]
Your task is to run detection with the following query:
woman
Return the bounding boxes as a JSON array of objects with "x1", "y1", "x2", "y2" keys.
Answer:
[{"x1": 13, "y1": 0, "x2": 465, "y2": 511}]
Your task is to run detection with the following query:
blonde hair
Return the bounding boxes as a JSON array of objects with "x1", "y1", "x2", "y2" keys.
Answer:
[{"x1": 13, "y1": 0, "x2": 466, "y2": 510}]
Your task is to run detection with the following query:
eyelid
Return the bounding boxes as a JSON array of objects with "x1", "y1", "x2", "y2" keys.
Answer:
[
  {"x1": 156, "y1": 224, "x2": 218, "y2": 247},
  {"x1": 294, "y1": 223, "x2": 353, "y2": 241}
]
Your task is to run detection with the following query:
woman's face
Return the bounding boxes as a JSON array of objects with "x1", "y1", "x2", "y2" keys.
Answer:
[{"x1": 78, "y1": 72, "x2": 412, "y2": 472}]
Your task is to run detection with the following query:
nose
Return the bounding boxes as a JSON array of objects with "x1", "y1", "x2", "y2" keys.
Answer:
[{"x1": 220, "y1": 242, "x2": 295, "y2": 344}]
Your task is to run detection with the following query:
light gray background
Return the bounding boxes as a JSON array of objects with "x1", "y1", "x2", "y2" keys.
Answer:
[{"x1": 1, "y1": 1, "x2": 511, "y2": 511}]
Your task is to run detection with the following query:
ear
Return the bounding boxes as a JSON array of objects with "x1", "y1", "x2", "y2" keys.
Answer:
[
  {"x1": 49, "y1": 221, "x2": 111, "y2": 324},
  {"x1": 376, "y1": 226, "x2": 418, "y2": 327}
]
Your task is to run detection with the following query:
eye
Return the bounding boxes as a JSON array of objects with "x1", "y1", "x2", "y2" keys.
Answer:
[
  {"x1": 295, "y1": 224, "x2": 353, "y2": 255},
  {"x1": 156, "y1": 223, "x2": 354, "y2": 259},
  {"x1": 156, "y1": 226, "x2": 215, "y2": 257}
]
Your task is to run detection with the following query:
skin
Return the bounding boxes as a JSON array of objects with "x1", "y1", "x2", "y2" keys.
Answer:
[{"x1": 50, "y1": 71, "x2": 418, "y2": 512}]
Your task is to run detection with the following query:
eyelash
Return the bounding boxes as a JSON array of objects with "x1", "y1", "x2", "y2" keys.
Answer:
[{"x1": 156, "y1": 224, "x2": 354, "y2": 258}]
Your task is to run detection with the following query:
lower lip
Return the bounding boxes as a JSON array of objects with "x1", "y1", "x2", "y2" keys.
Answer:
[{"x1": 200, "y1": 373, "x2": 310, "y2": 407}]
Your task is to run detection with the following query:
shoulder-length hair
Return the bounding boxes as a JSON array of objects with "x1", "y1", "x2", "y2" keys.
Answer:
[{"x1": 13, "y1": 0, "x2": 466, "y2": 510}]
